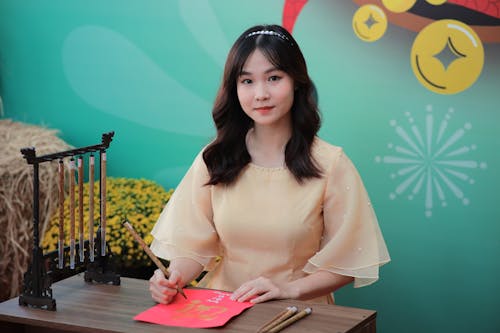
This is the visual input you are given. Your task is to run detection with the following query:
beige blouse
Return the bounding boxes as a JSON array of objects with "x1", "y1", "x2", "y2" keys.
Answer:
[{"x1": 150, "y1": 138, "x2": 390, "y2": 303}]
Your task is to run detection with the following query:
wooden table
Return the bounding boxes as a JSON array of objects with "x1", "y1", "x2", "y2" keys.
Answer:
[{"x1": 0, "y1": 274, "x2": 376, "y2": 333}]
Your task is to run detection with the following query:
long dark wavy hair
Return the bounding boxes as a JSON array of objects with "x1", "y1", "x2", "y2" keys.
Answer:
[{"x1": 203, "y1": 24, "x2": 322, "y2": 185}]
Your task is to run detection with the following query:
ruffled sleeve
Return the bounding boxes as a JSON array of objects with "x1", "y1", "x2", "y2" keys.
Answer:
[
  {"x1": 303, "y1": 149, "x2": 390, "y2": 287},
  {"x1": 150, "y1": 151, "x2": 220, "y2": 270}
]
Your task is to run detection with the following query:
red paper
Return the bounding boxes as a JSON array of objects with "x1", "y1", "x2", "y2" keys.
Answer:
[{"x1": 134, "y1": 289, "x2": 254, "y2": 328}]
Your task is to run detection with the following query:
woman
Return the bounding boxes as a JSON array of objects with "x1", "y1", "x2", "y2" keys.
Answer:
[{"x1": 149, "y1": 24, "x2": 390, "y2": 305}]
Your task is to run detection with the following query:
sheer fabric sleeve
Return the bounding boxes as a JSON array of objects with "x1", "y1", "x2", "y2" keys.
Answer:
[
  {"x1": 150, "y1": 152, "x2": 220, "y2": 270},
  {"x1": 303, "y1": 149, "x2": 390, "y2": 287}
]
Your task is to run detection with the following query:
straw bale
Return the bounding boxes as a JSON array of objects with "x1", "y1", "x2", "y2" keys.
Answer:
[{"x1": 0, "y1": 119, "x2": 72, "y2": 301}]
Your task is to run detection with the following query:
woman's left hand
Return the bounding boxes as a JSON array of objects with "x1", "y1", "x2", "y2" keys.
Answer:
[{"x1": 230, "y1": 277, "x2": 296, "y2": 303}]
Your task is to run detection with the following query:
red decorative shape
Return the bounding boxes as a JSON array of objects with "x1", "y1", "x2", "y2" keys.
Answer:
[
  {"x1": 134, "y1": 289, "x2": 254, "y2": 328},
  {"x1": 282, "y1": 0, "x2": 308, "y2": 33},
  {"x1": 447, "y1": 0, "x2": 500, "y2": 19}
]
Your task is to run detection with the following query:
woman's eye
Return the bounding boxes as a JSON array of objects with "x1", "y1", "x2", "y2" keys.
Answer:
[
  {"x1": 241, "y1": 78, "x2": 252, "y2": 84},
  {"x1": 269, "y1": 75, "x2": 281, "y2": 82}
]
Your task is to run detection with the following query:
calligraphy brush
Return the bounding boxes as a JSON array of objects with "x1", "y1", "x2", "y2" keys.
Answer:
[
  {"x1": 267, "y1": 307, "x2": 312, "y2": 333},
  {"x1": 123, "y1": 221, "x2": 187, "y2": 299},
  {"x1": 257, "y1": 306, "x2": 298, "y2": 333}
]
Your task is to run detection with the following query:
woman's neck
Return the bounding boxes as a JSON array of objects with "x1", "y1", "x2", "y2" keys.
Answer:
[{"x1": 246, "y1": 125, "x2": 291, "y2": 168}]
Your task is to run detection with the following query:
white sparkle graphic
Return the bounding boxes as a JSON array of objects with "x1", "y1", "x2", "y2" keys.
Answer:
[{"x1": 375, "y1": 105, "x2": 487, "y2": 218}]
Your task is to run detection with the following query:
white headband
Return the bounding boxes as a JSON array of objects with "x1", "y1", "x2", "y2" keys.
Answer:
[{"x1": 245, "y1": 30, "x2": 292, "y2": 45}]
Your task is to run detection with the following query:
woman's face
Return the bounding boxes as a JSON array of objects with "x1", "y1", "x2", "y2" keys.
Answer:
[{"x1": 236, "y1": 49, "x2": 294, "y2": 130}]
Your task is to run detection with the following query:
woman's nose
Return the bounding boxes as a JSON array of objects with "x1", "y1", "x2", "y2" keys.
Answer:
[{"x1": 254, "y1": 84, "x2": 270, "y2": 101}]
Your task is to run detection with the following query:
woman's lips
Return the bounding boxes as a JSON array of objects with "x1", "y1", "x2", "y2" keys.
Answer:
[{"x1": 254, "y1": 106, "x2": 274, "y2": 114}]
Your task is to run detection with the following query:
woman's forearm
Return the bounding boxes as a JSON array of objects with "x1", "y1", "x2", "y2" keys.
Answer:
[
  {"x1": 168, "y1": 257, "x2": 204, "y2": 286},
  {"x1": 284, "y1": 270, "x2": 353, "y2": 301}
]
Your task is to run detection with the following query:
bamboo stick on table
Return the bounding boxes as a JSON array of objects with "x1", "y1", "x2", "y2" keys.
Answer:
[
  {"x1": 267, "y1": 307, "x2": 312, "y2": 333},
  {"x1": 257, "y1": 306, "x2": 298, "y2": 333}
]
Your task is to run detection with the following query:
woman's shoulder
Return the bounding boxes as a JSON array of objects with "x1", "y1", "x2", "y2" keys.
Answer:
[
  {"x1": 184, "y1": 146, "x2": 210, "y2": 174},
  {"x1": 312, "y1": 137, "x2": 344, "y2": 170}
]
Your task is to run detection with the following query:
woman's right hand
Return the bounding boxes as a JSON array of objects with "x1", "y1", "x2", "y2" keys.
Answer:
[{"x1": 149, "y1": 268, "x2": 183, "y2": 304}]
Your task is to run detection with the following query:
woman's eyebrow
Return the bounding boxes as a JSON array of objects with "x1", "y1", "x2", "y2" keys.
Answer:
[{"x1": 240, "y1": 67, "x2": 279, "y2": 76}]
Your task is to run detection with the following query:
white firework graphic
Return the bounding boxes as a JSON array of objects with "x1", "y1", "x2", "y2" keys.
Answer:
[{"x1": 375, "y1": 105, "x2": 487, "y2": 218}]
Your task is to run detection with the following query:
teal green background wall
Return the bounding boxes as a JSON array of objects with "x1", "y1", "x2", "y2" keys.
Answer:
[{"x1": 1, "y1": 1, "x2": 499, "y2": 332}]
